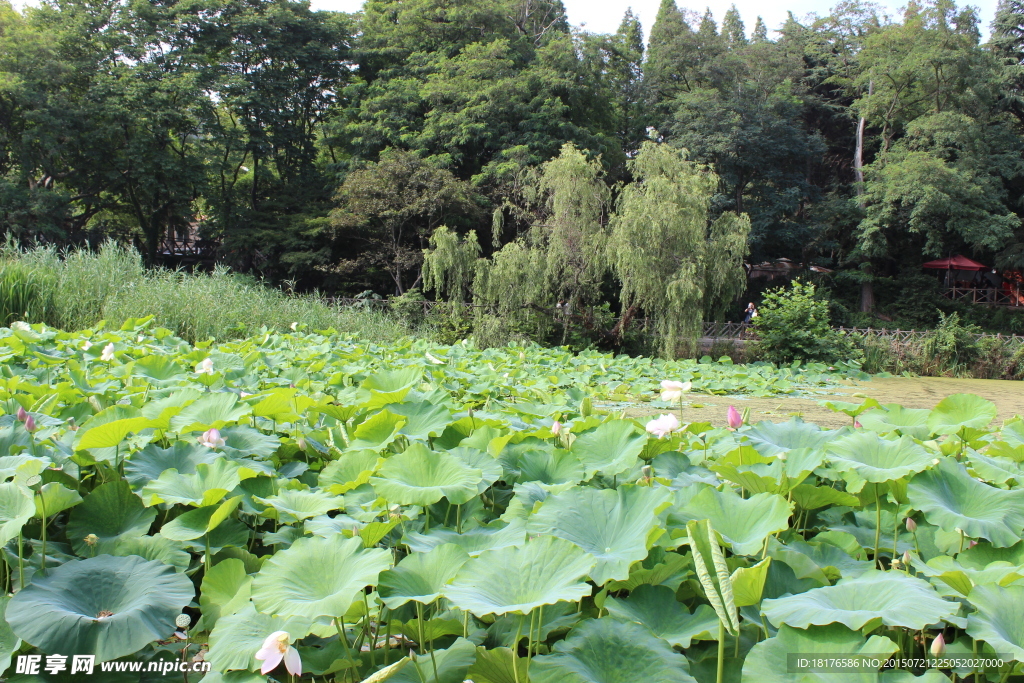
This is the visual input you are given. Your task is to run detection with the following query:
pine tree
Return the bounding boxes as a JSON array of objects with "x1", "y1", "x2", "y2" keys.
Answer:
[
  {"x1": 698, "y1": 8, "x2": 719, "y2": 39},
  {"x1": 722, "y1": 5, "x2": 748, "y2": 47},
  {"x1": 752, "y1": 16, "x2": 769, "y2": 43},
  {"x1": 645, "y1": 0, "x2": 692, "y2": 104}
]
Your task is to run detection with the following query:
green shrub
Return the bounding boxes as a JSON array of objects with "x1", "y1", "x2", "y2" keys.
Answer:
[
  {"x1": 921, "y1": 312, "x2": 982, "y2": 376},
  {"x1": 753, "y1": 280, "x2": 862, "y2": 364}
]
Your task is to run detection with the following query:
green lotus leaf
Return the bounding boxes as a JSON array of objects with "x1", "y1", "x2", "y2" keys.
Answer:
[
  {"x1": 362, "y1": 367, "x2": 423, "y2": 393},
  {"x1": 219, "y1": 425, "x2": 281, "y2": 460},
  {"x1": 142, "y1": 459, "x2": 252, "y2": 507},
  {"x1": 604, "y1": 584, "x2": 719, "y2": 647},
  {"x1": 516, "y1": 448, "x2": 585, "y2": 485},
  {"x1": 448, "y1": 446, "x2": 503, "y2": 494},
  {"x1": 370, "y1": 443, "x2": 482, "y2": 506},
  {"x1": 911, "y1": 555, "x2": 1024, "y2": 597},
  {"x1": 124, "y1": 442, "x2": 219, "y2": 490},
  {"x1": 388, "y1": 400, "x2": 453, "y2": 440},
  {"x1": 254, "y1": 488, "x2": 345, "y2": 523},
  {"x1": 529, "y1": 618, "x2": 697, "y2": 683},
  {"x1": 466, "y1": 646, "x2": 519, "y2": 683},
  {"x1": 569, "y1": 419, "x2": 647, "y2": 479},
  {"x1": 34, "y1": 482, "x2": 82, "y2": 518},
  {"x1": 251, "y1": 535, "x2": 391, "y2": 619},
  {"x1": 112, "y1": 535, "x2": 190, "y2": 572},
  {"x1": 858, "y1": 405, "x2": 932, "y2": 439},
  {"x1": 968, "y1": 452, "x2": 1024, "y2": 485},
  {"x1": 66, "y1": 480, "x2": 156, "y2": 555},
  {"x1": 731, "y1": 557, "x2": 772, "y2": 607},
  {"x1": 130, "y1": 354, "x2": 187, "y2": 383},
  {"x1": 0, "y1": 596, "x2": 20, "y2": 675},
  {"x1": 741, "y1": 419, "x2": 843, "y2": 457},
  {"x1": 444, "y1": 536, "x2": 595, "y2": 616},
  {"x1": 378, "y1": 543, "x2": 470, "y2": 609},
  {"x1": 0, "y1": 482, "x2": 35, "y2": 547},
  {"x1": 160, "y1": 496, "x2": 242, "y2": 541},
  {"x1": 5, "y1": 554, "x2": 194, "y2": 661},
  {"x1": 790, "y1": 484, "x2": 861, "y2": 510},
  {"x1": 405, "y1": 519, "x2": 527, "y2": 556},
  {"x1": 318, "y1": 449, "x2": 381, "y2": 494},
  {"x1": 672, "y1": 487, "x2": 793, "y2": 556},
  {"x1": 351, "y1": 409, "x2": 405, "y2": 450},
  {"x1": 206, "y1": 603, "x2": 311, "y2": 672},
  {"x1": 927, "y1": 393, "x2": 997, "y2": 435},
  {"x1": 825, "y1": 432, "x2": 934, "y2": 491},
  {"x1": 170, "y1": 392, "x2": 252, "y2": 433},
  {"x1": 605, "y1": 550, "x2": 690, "y2": 592},
  {"x1": 385, "y1": 637, "x2": 477, "y2": 683},
  {"x1": 742, "y1": 624, "x2": 899, "y2": 683},
  {"x1": 75, "y1": 415, "x2": 156, "y2": 450},
  {"x1": 965, "y1": 584, "x2": 1024, "y2": 661},
  {"x1": 249, "y1": 388, "x2": 301, "y2": 420},
  {"x1": 200, "y1": 558, "x2": 253, "y2": 629},
  {"x1": 762, "y1": 570, "x2": 959, "y2": 630},
  {"x1": 770, "y1": 539, "x2": 874, "y2": 584},
  {"x1": 526, "y1": 485, "x2": 672, "y2": 585},
  {"x1": 908, "y1": 458, "x2": 1024, "y2": 547}
]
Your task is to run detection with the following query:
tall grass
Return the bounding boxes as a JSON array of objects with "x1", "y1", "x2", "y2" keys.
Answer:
[{"x1": 0, "y1": 242, "x2": 419, "y2": 343}]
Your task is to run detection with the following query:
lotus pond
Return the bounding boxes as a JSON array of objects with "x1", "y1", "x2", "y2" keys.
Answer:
[{"x1": 0, "y1": 319, "x2": 1022, "y2": 682}]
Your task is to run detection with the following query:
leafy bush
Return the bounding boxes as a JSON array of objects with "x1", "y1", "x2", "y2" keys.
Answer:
[
  {"x1": 753, "y1": 280, "x2": 862, "y2": 364},
  {"x1": 921, "y1": 312, "x2": 982, "y2": 376}
]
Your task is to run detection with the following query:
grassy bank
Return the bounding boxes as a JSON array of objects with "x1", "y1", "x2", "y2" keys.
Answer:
[{"x1": 0, "y1": 243, "x2": 418, "y2": 343}]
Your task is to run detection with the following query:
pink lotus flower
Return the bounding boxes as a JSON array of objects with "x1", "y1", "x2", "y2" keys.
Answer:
[
  {"x1": 255, "y1": 630, "x2": 302, "y2": 676},
  {"x1": 199, "y1": 428, "x2": 225, "y2": 449},
  {"x1": 727, "y1": 406, "x2": 743, "y2": 429},
  {"x1": 660, "y1": 380, "x2": 691, "y2": 402},
  {"x1": 15, "y1": 406, "x2": 27, "y2": 422},
  {"x1": 646, "y1": 413, "x2": 680, "y2": 438},
  {"x1": 24, "y1": 415, "x2": 36, "y2": 433}
]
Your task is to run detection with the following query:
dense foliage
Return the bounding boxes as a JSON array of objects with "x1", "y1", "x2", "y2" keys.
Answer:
[
  {"x1": 754, "y1": 281, "x2": 862, "y2": 364},
  {"x1": 3, "y1": 0, "x2": 1024, "y2": 334},
  {"x1": 0, "y1": 321, "x2": 1020, "y2": 681}
]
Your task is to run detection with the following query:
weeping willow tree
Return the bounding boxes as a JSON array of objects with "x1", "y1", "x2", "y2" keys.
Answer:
[
  {"x1": 609, "y1": 141, "x2": 750, "y2": 357},
  {"x1": 423, "y1": 144, "x2": 610, "y2": 343}
]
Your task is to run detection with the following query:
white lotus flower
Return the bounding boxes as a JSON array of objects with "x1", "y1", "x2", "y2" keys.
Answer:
[
  {"x1": 199, "y1": 428, "x2": 225, "y2": 449},
  {"x1": 195, "y1": 357, "x2": 214, "y2": 375},
  {"x1": 255, "y1": 631, "x2": 302, "y2": 676},
  {"x1": 290, "y1": 322, "x2": 298, "y2": 331},
  {"x1": 660, "y1": 380, "x2": 691, "y2": 402},
  {"x1": 645, "y1": 413, "x2": 680, "y2": 438},
  {"x1": 425, "y1": 352, "x2": 445, "y2": 365},
  {"x1": 100, "y1": 343, "x2": 115, "y2": 361},
  {"x1": 82, "y1": 340, "x2": 92, "y2": 351}
]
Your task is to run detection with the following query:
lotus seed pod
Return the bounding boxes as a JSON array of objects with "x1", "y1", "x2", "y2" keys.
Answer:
[{"x1": 176, "y1": 614, "x2": 192, "y2": 628}]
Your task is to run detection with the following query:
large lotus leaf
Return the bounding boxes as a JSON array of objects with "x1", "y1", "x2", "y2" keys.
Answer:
[
  {"x1": 770, "y1": 539, "x2": 874, "y2": 584},
  {"x1": 370, "y1": 443, "x2": 482, "y2": 506},
  {"x1": 170, "y1": 392, "x2": 252, "y2": 433},
  {"x1": 351, "y1": 409, "x2": 405, "y2": 450},
  {"x1": 385, "y1": 637, "x2": 477, "y2": 683},
  {"x1": 251, "y1": 535, "x2": 391, "y2": 619},
  {"x1": 379, "y1": 544, "x2": 470, "y2": 608},
  {"x1": 825, "y1": 432, "x2": 934, "y2": 491},
  {"x1": 530, "y1": 618, "x2": 696, "y2": 683},
  {"x1": 160, "y1": 497, "x2": 242, "y2": 541},
  {"x1": 124, "y1": 442, "x2": 219, "y2": 490},
  {"x1": 742, "y1": 624, "x2": 899, "y2": 683},
  {"x1": 858, "y1": 405, "x2": 932, "y2": 439},
  {"x1": 218, "y1": 425, "x2": 281, "y2": 460},
  {"x1": 66, "y1": 480, "x2": 156, "y2": 555},
  {"x1": 965, "y1": 584, "x2": 1024, "y2": 661},
  {"x1": 569, "y1": 420, "x2": 647, "y2": 479},
  {"x1": 911, "y1": 555, "x2": 1024, "y2": 597},
  {"x1": 142, "y1": 459, "x2": 252, "y2": 507},
  {"x1": 444, "y1": 536, "x2": 595, "y2": 616},
  {"x1": 908, "y1": 458, "x2": 1024, "y2": 547},
  {"x1": 0, "y1": 482, "x2": 35, "y2": 547},
  {"x1": 112, "y1": 535, "x2": 191, "y2": 572},
  {"x1": 762, "y1": 570, "x2": 959, "y2": 630},
  {"x1": 927, "y1": 393, "x2": 997, "y2": 435},
  {"x1": 318, "y1": 449, "x2": 381, "y2": 494},
  {"x1": 405, "y1": 519, "x2": 527, "y2": 556},
  {"x1": 527, "y1": 485, "x2": 672, "y2": 585},
  {"x1": 254, "y1": 488, "x2": 345, "y2": 523},
  {"x1": 34, "y1": 482, "x2": 82, "y2": 518},
  {"x1": 741, "y1": 419, "x2": 843, "y2": 457},
  {"x1": 672, "y1": 487, "x2": 792, "y2": 556},
  {"x1": 604, "y1": 584, "x2": 718, "y2": 647},
  {"x1": 206, "y1": 603, "x2": 311, "y2": 672},
  {"x1": 0, "y1": 596, "x2": 20, "y2": 674},
  {"x1": 5, "y1": 554, "x2": 194, "y2": 661},
  {"x1": 968, "y1": 452, "x2": 1024, "y2": 485},
  {"x1": 363, "y1": 367, "x2": 423, "y2": 393},
  {"x1": 517, "y1": 449, "x2": 585, "y2": 485},
  {"x1": 75, "y1": 414, "x2": 156, "y2": 450},
  {"x1": 130, "y1": 354, "x2": 187, "y2": 383},
  {"x1": 200, "y1": 558, "x2": 252, "y2": 630},
  {"x1": 388, "y1": 401, "x2": 452, "y2": 440}
]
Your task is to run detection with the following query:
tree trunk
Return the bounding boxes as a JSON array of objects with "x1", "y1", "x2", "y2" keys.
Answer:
[{"x1": 855, "y1": 80, "x2": 875, "y2": 313}]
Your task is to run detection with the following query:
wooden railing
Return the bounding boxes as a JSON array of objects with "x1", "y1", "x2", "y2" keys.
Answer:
[{"x1": 944, "y1": 286, "x2": 1024, "y2": 307}]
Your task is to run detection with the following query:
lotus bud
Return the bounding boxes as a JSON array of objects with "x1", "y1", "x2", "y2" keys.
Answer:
[
  {"x1": 296, "y1": 438, "x2": 306, "y2": 451},
  {"x1": 854, "y1": 421, "x2": 862, "y2": 429},
  {"x1": 930, "y1": 633, "x2": 945, "y2": 656},
  {"x1": 641, "y1": 464, "x2": 652, "y2": 482},
  {"x1": 727, "y1": 405, "x2": 743, "y2": 429},
  {"x1": 905, "y1": 518, "x2": 917, "y2": 533},
  {"x1": 969, "y1": 540, "x2": 977, "y2": 548},
  {"x1": 15, "y1": 406, "x2": 27, "y2": 422},
  {"x1": 84, "y1": 533, "x2": 99, "y2": 546},
  {"x1": 519, "y1": 351, "x2": 525, "y2": 361},
  {"x1": 903, "y1": 550, "x2": 911, "y2": 565},
  {"x1": 551, "y1": 421, "x2": 562, "y2": 436},
  {"x1": 199, "y1": 428, "x2": 226, "y2": 449},
  {"x1": 24, "y1": 415, "x2": 36, "y2": 433},
  {"x1": 176, "y1": 614, "x2": 192, "y2": 628}
]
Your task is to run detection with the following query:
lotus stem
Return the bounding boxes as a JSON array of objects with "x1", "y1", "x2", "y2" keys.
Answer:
[
  {"x1": 716, "y1": 620, "x2": 726, "y2": 683},
  {"x1": 363, "y1": 592, "x2": 376, "y2": 668},
  {"x1": 17, "y1": 531, "x2": 23, "y2": 590},
  {"x1": 204, "y1": 532, "x2": 211, "y2": 576},
  {"x1": 38, "y1": 492, "x2": 47, "y2": 577},
  {"x1": 383, "y1": 611, "x2": 392, "y2": 666},
  {"x1": 874, "y1": 484, "x2": 883, "y2": 569},
  {"x1": 893, "y1": 512, "x2": 900, "y2": 568},
  {"x1": 456, "y1": 504, "x2": 462, "y2": 534},
  {"x1": 512, "y1": 615, "x2": 524, "y2": 683},
  {"x1": 959, "y1": 529, "x2": 965, "y2": 555},
  {"x1": 527, "y1": 609, "x2": 537, "y2": 670},
  {"x1": 335, "y1": 616, "x2": 353, "y2": 663}
]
